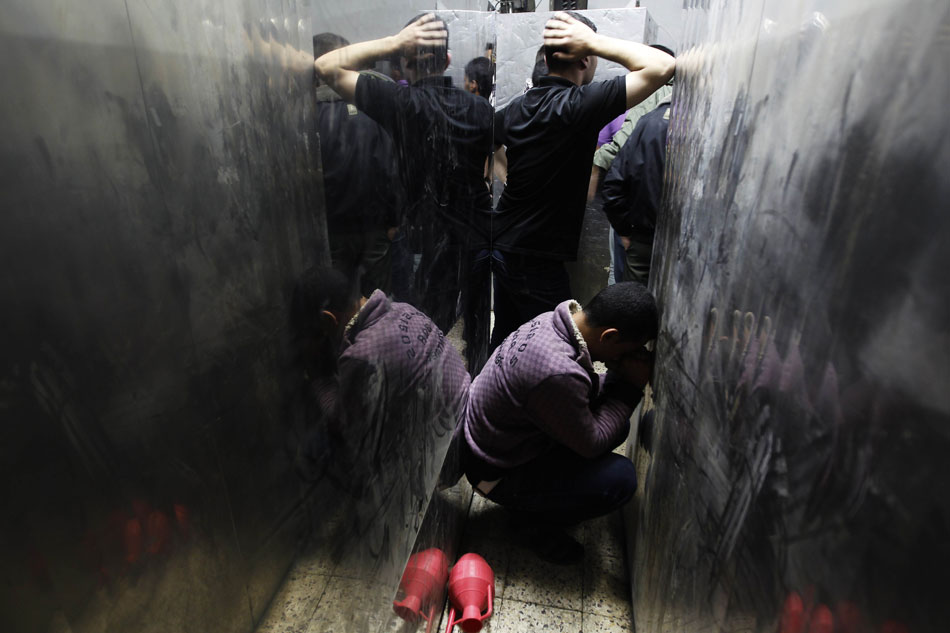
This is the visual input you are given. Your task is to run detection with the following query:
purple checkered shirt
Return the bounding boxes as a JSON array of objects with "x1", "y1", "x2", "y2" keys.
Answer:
[{"x1": 463, "y1": 300, "x2": 635, "y2": 470}]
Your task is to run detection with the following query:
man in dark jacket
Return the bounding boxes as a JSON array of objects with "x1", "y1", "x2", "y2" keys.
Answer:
[
  {"x1": 601, "y1": 99, "x2": 671, "y2": 284},
  {"x1": 460, "y1": 281, "x2": 656, "y2": 563}
]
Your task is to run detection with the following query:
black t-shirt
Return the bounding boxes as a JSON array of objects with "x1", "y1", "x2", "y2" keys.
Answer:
[
  {"x1": 355, "y1": 74, "x2": 494, "y2": 248},
  {"x1": 314, "y1": 84, "x2": 401, "y2": 233},
  {"x1": 494, "y1": 74, "x2": 627, "y2": 260}
]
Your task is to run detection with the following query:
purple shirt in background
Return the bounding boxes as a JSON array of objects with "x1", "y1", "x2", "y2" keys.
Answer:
[{"x1": 597, "y1": 111, "x2": 627, "y2": 147}]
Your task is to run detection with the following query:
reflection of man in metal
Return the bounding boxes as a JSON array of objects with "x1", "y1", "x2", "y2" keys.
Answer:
[
  {"x1": 290, "y1": 265, "x2": 471, "y2": 585},
  {"x1": 460, "y1": 281, "x2": 656, "y2": 564},
  {"x1": 290, "y1": 265, "x2": 470, "y2": 499},
  {"x1": 314, "y1": 14, "x2": 494, "y2": 372},
  {"x1": 312, "y1": 33, "x2": 402, "y2": 297},
  {"x1": 490, "y1": 12, "x2": 675, "y2": 349},
  {"x1": 464, "y1": 56, "x2": 493, "y2": 100},
  {"x1": 601, "y1": 98, "x2": 671, "y2": 284}
]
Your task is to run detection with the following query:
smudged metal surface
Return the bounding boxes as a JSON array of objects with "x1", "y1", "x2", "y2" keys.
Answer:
[
  {"x1": 0, "y1": 0, "x2": 330, "y2": 632},
  {"x1": 632, "y1": 0, "x2": 950, "y2": 632}
]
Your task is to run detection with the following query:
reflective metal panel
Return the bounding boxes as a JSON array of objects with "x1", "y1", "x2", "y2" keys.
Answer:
[
  {"x1": 0, "y1": 0, "x2": 322, "y2": 631},
  {"x1": 258, "y1": 5, "x2": 491, "y2": 632},
  {"x1": 633, "y1": 0, "x2": 950, "y2": 631}
]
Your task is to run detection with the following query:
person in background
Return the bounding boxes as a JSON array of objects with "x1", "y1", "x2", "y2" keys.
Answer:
[
  {"x1": 489, "y1": 12, "x2": 674, "y2": 350},
  {"x1": 460, "y1": 281, "x2": 656, "y2": 564},
  {"x1": 464, "y1": 56, "x2": 494, "y2": 100},
  {"x1": 527, "y1": 45, "x2": 548, "y2": 92},
  {"x1": 590, "y1": 44, "x2": 675, "y2": 282},
  {"x1": 601, "y1": 96, "x2": 672, "y2": 284},
  {"x1": 592, "y1": 108, "x2": 626, "y2": 282}
]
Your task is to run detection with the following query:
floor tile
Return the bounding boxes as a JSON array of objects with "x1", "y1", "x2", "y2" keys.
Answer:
[
  {"x1": 581, "y1": 612, "x2": 633, "y2": 633},
  {"x1": 504, "y1": 546, "x2": 584, "y2": 611},
  {"x1": 288, "y1": 549, "x2": 336, "y2": 580},
  {"x1": 583, "y1": 513, "x2": 625, "y2": 561},
  {"x1": 256, "y1": 572, "x2": 330, "y2": 633},
  {"x1": 583, "y1": 552, "x2": 631, "y2": 621},
  {"x1": 489, "y1": 598, "x2": 582, "y2": 633},
  {"x1": 304, "y1": 576, "x2": 388, "y2": 633}
]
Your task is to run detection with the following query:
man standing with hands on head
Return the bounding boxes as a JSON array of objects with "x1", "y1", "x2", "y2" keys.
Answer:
[
  {"x1": 491, "y1": 12, "x2": 675, "y2": 349},
  {"x1": 314, "y1": 14, "x2": 495, "y2": 370}
]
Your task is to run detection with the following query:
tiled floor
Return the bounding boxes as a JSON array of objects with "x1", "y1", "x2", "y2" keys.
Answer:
[
  {"x1": 436, "y1": 472, "x2": 634, "y2": 633},
  {"x1": 256, "y1": 474, "x2": 635, "y2": 633},
  {"x1": 256, "y1": 321, "x2": 636, "y2": 633}
]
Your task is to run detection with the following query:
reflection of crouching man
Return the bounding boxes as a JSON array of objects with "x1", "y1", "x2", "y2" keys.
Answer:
[
  {"x1": 459, "y1": 282, "x2": 656, "y2": 564},
  {"x1": 291, "y1": 267, "x2": 470, "y2": 500}
]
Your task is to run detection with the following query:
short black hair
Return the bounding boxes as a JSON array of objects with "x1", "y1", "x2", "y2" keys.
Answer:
[
  {"x1": 313, "y1": 33, "x2": 350, "y2": 86},
  {"x1": 313, "y1": 32, "x2": 349, "y2": 58},
  {"x1": 530, "y1": 45, "x2": 548, "y2": 87},
  {"x1": 290, "y1": 266, "x2": 358, "y2": 342},
  {"x1": 403, "y1": 13, "x2": 450, "y2": 75},
  {"x1": 544, "y1": 11, "x2": 597, "y2": 73},
  {"x1": 464, "y1": 56, "x2": 493, "y2": 99},
  {"x1": 530, "y1": 59, "x2": 548, "y2": 88},
  {"x1": 583, "y1": 282, "x2": 658, "y2": 343}
]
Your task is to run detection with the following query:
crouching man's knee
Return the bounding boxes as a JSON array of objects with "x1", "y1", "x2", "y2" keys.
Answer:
[{"x1": 600, "y1": 454, "x2": 638, "y2": 509}]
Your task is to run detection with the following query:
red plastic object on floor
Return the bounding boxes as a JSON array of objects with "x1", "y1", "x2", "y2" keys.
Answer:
[
  {"x1": 880, "y1": 620, "x2": 909, "y2": 633},
  {"x1": 835, "y1": 600, "x2": 867, "y2": 633},
  {"x1": 779, "y1": 591, "x2": 805, "y2": 633},
  {"x1": 393, "y1": 548, "x2": 450, "y2": 623},
  {"x1": 444, "y1": 553, "x2": 495, "y2": 633},
  {"x1": 809, "y1": 604, "x2": 834, "y2": 633}
]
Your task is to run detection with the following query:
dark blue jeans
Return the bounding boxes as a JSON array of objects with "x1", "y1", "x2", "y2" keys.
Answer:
[
  {"x1": 489, "y1": 251, "x2": 573, "y2": 351},
  {"x1": 612, "y1": 230, "x2": 626, "y2": 283},
  {"x1": 481, "y1": 446, "x2": 638, "y2": 527}
]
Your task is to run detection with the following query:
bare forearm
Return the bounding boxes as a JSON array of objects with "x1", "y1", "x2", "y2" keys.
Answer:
[
  {"x1": 589, "y1": 35, "x2": 675, "y2": 82},
  {"x1": 314, "y1": 36, "x2": 397, "y2": 82},
  {"x1": 314, "y1": 14, "x2": 446, "y2": 103},
  {"x1": 543, "y1": 13, "x2": 674, "y2": 95},
  {"x1": 492, "y1": 146, "x2": 508, "y2": 185}
]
